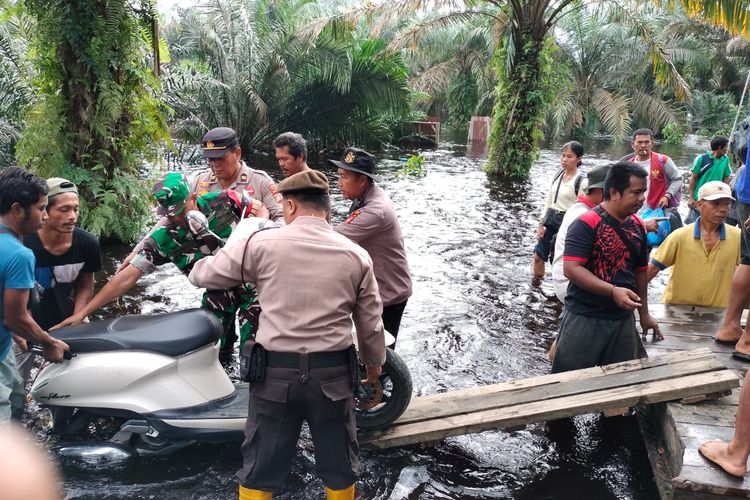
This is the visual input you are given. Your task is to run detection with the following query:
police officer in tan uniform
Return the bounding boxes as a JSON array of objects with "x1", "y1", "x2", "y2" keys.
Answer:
[
  {"x1": 332, "y1": 148, "x2": 412, "y2": 347},
  {"x1": 189, "y1": 170, "x2": 385, "y2": 500},
  {"x1": 191, "y1": 127, "x2": 284, "y2": 223}
]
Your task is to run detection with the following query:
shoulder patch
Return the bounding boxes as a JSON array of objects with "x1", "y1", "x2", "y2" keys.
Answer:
[
  {"x1": 269, "y1": 183, "x2": 282, "y2": 204},
  {"x1": 344, "y1": 209, "x2": 362, "y2": 224}
]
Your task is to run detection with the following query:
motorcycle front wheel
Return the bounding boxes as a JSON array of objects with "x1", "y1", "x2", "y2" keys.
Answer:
[{"x1": 355, "y1": 348, "x2": 412, "y2": 430}]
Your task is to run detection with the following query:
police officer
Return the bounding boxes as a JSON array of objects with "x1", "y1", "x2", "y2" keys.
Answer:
[
  {"x1": 54, "y1": 173, "x2": 262, "y2": 353},
  {"x1": 120, "y1": 127, "x2": 283, "y2": 357},
  {"x1": 191, "y1": 127, "x2": 284, "y2": 222},
  {"x1": 188, "y1": 170, "x2": 386, "y2": 500},
  {"x1": 332, "y1": 148, "x2": 412, "y2": 347}
]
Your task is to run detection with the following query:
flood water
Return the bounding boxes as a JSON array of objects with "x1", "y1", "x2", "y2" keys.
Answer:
[{"x1": 29, "y1": 137, "x2": 709, "y2": 499}]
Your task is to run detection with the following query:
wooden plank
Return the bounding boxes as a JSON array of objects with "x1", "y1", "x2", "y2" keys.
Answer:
[
  {"x1": 637, "y1": 402, "x2": 683, "y2": 499},
  {"x1": 397, "y1": 354, "x2": 723, "y2": 425},
  {"x1": 669, "y1": 402, "x2": 738, "y2": 428},
  {"x1": 645, "y1": 347, "x2": 750, "y2": 374},
  {"x1": 661, "y1": 417, "x2": 750, "y2": 498},
  {"x1": 647, "y1": 304, "x2": 747, "y2": 328},
  {"x1": 643, "y1": 336, "x2": 736, "y2": 354},
  {"x1": 361, "y1": 370, "x2": 739, "y2": 449},
  {"x1": 400, "y1": 349, "x2": 713, "y2": 419}
]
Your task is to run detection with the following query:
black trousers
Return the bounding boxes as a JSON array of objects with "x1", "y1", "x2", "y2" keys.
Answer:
[
  {"x1": 382, "y1": 300, "x2": 408, "y2": 348},
  {"x1": 236, "y1": 363, "x2": 358, "y2": 492}
]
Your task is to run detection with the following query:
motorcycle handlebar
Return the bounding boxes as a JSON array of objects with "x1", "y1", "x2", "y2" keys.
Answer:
[{"x1": 27, "y1": 342, "x2": 75, "y2": 360}]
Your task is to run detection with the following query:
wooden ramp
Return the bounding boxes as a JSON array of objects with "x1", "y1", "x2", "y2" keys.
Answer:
[
  {"x1": 361, "y1": 348, "x2": 738, "y2": 450},
  {"x1": 640, "y1": 304, "x2": 750, "y2": 500}
]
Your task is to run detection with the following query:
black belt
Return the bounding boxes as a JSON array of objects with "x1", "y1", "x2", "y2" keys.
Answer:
[{"x1": 266, "y1": 349, "x2": 350, "y2": 369}]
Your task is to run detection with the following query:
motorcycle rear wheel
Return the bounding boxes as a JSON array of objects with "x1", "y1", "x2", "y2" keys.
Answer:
[{"x1": 355, "y1": 348, "x2": 412, "y2": 430}]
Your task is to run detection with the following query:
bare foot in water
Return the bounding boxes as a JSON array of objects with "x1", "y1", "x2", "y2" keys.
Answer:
[
  {"x1": 716, "y1": 324, "x2": 744, "y2": 343},
  {"x1": 699, "y1": 440, "x2": 748, "y2": 478}
]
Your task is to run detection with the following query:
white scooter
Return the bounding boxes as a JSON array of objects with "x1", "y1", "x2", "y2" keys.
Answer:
[{"x1": 30, "y1": 308, "x2": 411, "y2": 459}]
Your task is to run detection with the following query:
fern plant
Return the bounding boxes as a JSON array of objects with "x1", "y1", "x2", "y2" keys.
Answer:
[{"x1": 16, "y1": 0, "x2": 169, "y2": 242}]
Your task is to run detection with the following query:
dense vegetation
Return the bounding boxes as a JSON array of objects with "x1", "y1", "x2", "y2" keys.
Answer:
[{"x1": 1, "y1": 0, "x2": 750, "y2": 239}]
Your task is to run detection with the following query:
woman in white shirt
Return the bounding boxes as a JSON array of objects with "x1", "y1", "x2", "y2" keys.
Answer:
[{"x1": 533, "y1": 141, "x2": 584, "y2": 278}]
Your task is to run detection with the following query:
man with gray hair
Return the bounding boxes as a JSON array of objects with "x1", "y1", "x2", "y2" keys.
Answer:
[{"x1": 273, "y1": 132, "x2": 311, "y2": 178}]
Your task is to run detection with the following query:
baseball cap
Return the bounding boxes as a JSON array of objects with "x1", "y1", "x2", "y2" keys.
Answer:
[
  {"x1": 328, "y1": 148, "x2": 379, "y2": 181},
  {"x1": 698, "y1": 180, "x2": 735, "y2": 201},
  {"x1": 583, "y1": 165, "x2": 611, "y2": 192},
  {"x1": 152, "y1": 173, "x2": 191, "y2": 217},
  {"x1": 202, "y1": 127, "x2": 239, "y2": 159},
  {"x1": 47, "y1": 178, "x2": 78, "y2": 198}
]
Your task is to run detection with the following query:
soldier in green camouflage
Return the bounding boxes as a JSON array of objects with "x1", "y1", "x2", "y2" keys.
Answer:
[{"x1": 53, "y1": 172, "x2": 264, "y2": 352}]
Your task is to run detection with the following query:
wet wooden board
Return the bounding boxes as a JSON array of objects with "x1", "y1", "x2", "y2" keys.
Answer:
[
  {"x1": 640, "y1": 304, "x2": 750, "y2": 500},
  {"x1": 361, "y1": 350, "x2": 738, "y2": 449},
  {"x1": 396, "y1": 353, "x2": 725, "y2": 426}
]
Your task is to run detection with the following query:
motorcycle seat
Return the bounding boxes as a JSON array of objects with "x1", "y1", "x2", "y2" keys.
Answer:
[{"x1": 51, "y1": 309, "x2": 223, "y2": 357}]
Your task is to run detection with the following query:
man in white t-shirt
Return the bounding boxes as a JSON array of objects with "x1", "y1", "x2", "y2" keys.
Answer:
[{"x1": 551, "y1": 164, "x2": 610, "y2": 302}]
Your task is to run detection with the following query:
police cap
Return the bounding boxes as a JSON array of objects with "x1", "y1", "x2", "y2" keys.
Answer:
[
  {"x1": 202, "y1": 127, "x2": 240, "y2": 159},
  {"x1": 278, "y1": 170, "x2": 329, "y2": 195},
  {"x1": 328, "y1": 147, "x2": 379, "y2": 181}
]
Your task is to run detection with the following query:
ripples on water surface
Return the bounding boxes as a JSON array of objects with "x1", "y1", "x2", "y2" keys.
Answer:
[{"x1": 41, "y1": 139, "x2": 707, "y2": 499}]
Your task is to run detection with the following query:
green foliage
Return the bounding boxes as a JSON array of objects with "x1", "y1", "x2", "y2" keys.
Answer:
[
  {"x1": 486, "y1": 35, "x2": 559, "y2": 179},
  {"x1": 661, "y1": 122, "x2": 686, "y2": 144},
  {"x1": 163, "y1": 0, "x2": 415, "y2": 154},
  {"x1": 447, "y1": 71, "x2": 478, "y2": 127},
  {"x1": 0, "y1": 4, "x2": 32, "y2": 168},
  {"x1": 396, "y1": 153, "x2": 426, "y2": 178},
  {"x1": 16, "y1": 0, "x2": 169, "y2": 242},
  {"x1": 690, "y1": 90, "x2": 737, "y2": 136}
]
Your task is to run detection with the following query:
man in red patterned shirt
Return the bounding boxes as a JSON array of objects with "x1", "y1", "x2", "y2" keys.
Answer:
[{"x1": 552, "y1": 162, "x2": 662, "y2": 373}]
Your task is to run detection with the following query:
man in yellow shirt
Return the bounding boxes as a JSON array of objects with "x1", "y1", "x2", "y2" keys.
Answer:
[{"x1": 647, "y1": 181, "x2": 740, "y2": 308}]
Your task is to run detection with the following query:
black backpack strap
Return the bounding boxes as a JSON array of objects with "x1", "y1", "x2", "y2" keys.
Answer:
[
  {"x1": 695, "y1": 153, "x2": 715, "y2": 182},
  {"x1": 551, "y1": 169, "x2": 565, "y2": 204},
  {"x1": 574, "y1": 174, "x2": 583, "y2": 195},
  {"x1": 593, "y1": 206, "x2": 642, "y2": 258}
]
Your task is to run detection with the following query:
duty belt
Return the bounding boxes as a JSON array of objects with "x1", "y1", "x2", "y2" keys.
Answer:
[{"x1": 266, "y1": 349, "x2": 350, "y2": 369}]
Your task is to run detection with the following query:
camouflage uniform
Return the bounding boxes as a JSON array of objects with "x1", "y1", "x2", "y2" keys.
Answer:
[{"x1": 130, "y1": 189, "x2": 259, "y2": 350}]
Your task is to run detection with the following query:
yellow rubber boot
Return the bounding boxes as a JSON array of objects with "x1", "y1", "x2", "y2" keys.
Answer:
[
  {"x1": 325, "y1": 484, "x2": 355, "y2": 500},
  {"x1": 239, "y1": 485, "x2": 272, "y2": 500}
]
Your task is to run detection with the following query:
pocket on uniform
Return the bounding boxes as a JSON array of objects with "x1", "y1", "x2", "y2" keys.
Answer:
[
  {"x1": 319, "y1": 375, "x2": 354, "y2": 402},
  {"x1": 254, "y1": 378, "x2": 289, "y2": 403}
]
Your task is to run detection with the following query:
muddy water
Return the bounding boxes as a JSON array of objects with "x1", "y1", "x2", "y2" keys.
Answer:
[{"x1": 39, "y1": 139, "x2": 707, "y2": 499}]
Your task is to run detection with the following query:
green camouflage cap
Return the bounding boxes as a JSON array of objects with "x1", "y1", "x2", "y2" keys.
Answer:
[{"x1": 152, "y1": 172, "x2": 191, "y2": 217}]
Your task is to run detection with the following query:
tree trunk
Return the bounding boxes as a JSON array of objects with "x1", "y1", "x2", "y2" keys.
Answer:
[{"x1": 486, "y1": 28, "x2": 550, "y2": 179}]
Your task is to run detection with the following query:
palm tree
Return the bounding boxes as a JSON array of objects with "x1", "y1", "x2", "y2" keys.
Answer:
[
  {"x1": 163, "y1": 0, "x2": 414, "y2": 153},
  {"x1": 395, "y1": 16, "x2": 498, "y2": 126},
  {"x1": 0, "y1": 7, "x2": 33, "y2": 168},
  {"x1": 547, "y1": 5, "x2": 700, "y2": 139},
  {"x1": 315, "y1": 0, "x2": 750, "y2": 178}
]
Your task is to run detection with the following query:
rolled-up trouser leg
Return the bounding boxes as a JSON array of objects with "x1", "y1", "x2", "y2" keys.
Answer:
[
  {"x1": 236, "y1": 284, "x2": 260, "y2": 353},
  {"x1": 201, "y1": 289, "x2": 238, "y2": 350},
  {"x1": 0, "y1": 352, "x2": 25, "y2": 423},
  {"x1": 12, "y1": 343, "x2": 35, "y2": 388}
]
